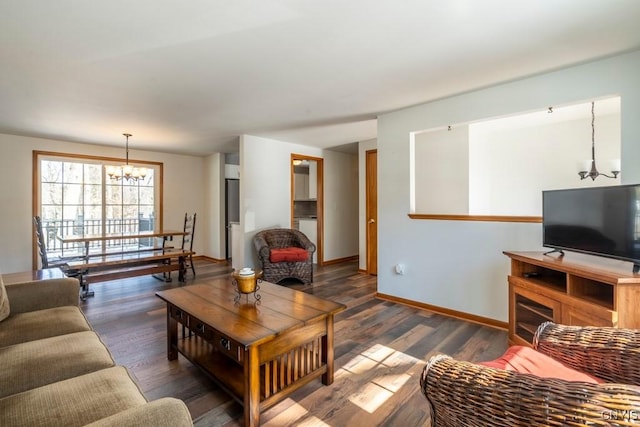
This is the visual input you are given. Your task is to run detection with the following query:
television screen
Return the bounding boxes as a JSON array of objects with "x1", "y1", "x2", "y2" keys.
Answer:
[{"x1": 543, "y1": 184, "x2": 640, "y2": 266}]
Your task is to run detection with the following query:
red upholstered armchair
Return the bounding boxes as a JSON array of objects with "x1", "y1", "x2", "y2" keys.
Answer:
[
  {"x1": 420, "y1": 322, "x2": 640, "y2": 426},
  {"x1": 253, "y1": 228, "x2": 316, "y2": 285}
]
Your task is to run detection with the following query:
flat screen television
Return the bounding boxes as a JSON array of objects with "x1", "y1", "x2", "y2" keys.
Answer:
[{"x1": 542, "y1": 184, "x2": 640, "y2": 271}]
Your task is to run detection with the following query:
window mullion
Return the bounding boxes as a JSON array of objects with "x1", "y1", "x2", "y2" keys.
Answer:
[{"x1": 102, "y1": 165, "x2": 107, "y2": 253}]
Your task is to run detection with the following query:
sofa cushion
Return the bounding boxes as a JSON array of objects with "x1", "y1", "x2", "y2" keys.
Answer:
[
  {"x1": 84, "y1": 398, "x2": 193, "y2": 427},
  {"x1": 270, "y1": 247, "x2": 308, "y2": 262},
  {"x1": 0, "y1": 306, "x2": 91, "y2": 348},
  {"x1": 478, "y1": 345, "x2": 604, "y2": 384},
  {"x1": 0, "y1": 366, "x2": 148, "y2": 427},
  {"x1": 0, "y1": 275, "x2": 8, "y2": 322},
  {"x1": 0, "y1": 331, "x2": 115, "y2": 398}
]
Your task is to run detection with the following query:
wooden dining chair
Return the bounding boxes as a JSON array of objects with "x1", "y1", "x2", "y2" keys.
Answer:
[
  {"x1": 181, "y1": 213, "x2": 196, "y2": 276},
  {"x1": 33, "y1": 216, "x2": 70, "y2": 269},
  {"x1": 33, "y1": 215, "x2": 88, "y2": 294}
]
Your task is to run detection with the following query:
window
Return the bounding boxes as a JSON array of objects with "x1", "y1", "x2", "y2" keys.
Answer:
[{"x1": 34, "y1": 151, "x2": 163, "y2": 262}]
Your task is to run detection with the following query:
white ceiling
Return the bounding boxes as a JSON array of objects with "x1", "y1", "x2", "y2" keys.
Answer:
[{"x1": 1, "y1": 1, "x2": 640, "y2": 156}]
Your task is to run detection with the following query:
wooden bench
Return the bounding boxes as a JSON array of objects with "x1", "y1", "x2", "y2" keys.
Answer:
[
  {"x1": 67, "y1": 249, "x2": 194, "y2": 300},
  {"x1": 81, "y1": 244, "x2": 177, "y2": 260}
]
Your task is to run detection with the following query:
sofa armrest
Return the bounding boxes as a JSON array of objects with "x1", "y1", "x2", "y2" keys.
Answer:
[
  {"x1": 5, "y1": 278, "x2": 80, "y2": 313},
  {"x1": 83, "y1": 398, "x2": 193, "y2": 427},
  {"x1": 534, "y1": 321, "x2": 640, "y2": 385},
  {"x1": 421, "y1": 354, "x2": 640, "y2": 427}
]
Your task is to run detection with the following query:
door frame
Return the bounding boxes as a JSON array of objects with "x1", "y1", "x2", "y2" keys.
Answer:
[{"x1": 291, "y1": 154, "x2": 324, "y2": 266}]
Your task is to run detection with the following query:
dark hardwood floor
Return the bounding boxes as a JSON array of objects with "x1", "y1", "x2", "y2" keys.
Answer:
[{"x1": 80, "y1": 259, "x2": 508, "y2": 426}]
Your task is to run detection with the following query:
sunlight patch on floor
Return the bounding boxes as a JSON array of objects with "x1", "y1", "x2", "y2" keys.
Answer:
[
  {"x1": 265, "y1": 399, "x2": 330, "y2": 427},
  {"x1": 361, "y1": 343, "x2": 396, "y2": 362},
  {"x1": 342, "y1": 343, "x2": 422, "y2": 414},
  {"x1": 348, "y1": 381, "x2": 394, "y2": 413},
  {"x1": 340, "y1": 353, "x2": 379, "y2": 374},
  {"x1": 371, "y1": 372, "x2": 411, "y2": 393},
  {"x1": 294, "y1": 415, "x2": 332, "y2": 426},
  {"x1": 266, "y1": 343, "x2": 423, "y2": 424}
]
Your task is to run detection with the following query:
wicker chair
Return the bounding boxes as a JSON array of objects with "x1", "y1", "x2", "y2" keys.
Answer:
[
  {"x1": 253, "y1": 228, "x2": 316, "y2": 285},
  {"x1": 420, "y1": 322, "x2": 640, "y2": 426}
]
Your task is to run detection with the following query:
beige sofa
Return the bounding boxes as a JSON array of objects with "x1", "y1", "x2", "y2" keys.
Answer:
[{"x1": 0, "y1": 273, "x2": 193, "y2": 427}]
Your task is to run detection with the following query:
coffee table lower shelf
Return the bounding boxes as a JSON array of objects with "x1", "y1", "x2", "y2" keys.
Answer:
[{"x1": 176, "y1": 334, "x2": 329, "y2": 411}]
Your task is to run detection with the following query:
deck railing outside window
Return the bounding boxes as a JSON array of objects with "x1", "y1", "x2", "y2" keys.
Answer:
[{"x1": 43, "y1": 216, "x2": 155, "y2": 258}]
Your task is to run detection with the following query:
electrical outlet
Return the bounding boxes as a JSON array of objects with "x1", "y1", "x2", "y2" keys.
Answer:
[{"x1": 394, "y1": 264, "x2": 405, "y2": 275}]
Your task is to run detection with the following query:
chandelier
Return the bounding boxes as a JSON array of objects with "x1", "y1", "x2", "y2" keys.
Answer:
[
  {"x1": 578, "y1": 102, "x2": 620, "y2": 181},
  {"x1": 106, "y1": 133, "x2": 147, "y2": 182}
]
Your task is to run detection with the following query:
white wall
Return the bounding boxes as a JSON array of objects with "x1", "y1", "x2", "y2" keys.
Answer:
[
  {"x1": 0, "y1": 133, "x2": 210, "y2": 273},
  {"x1": 204, "y1": 153, "x2": 225, "y2": 260},
  {"x1": 377, "y1": 49, "x2": 640, "y2": 322},
  {"x1": 239, "y1": 135, "x2": 322, "y2": 269},
  {"x1": 323, "y1": 150, "x2": 358, "y2": 261},
  {"x1": 308, "y1": 161, "x2": 318, "y2": 199},
  {"x1": 238, "y1": 134, "x2": 359, "y2": 270},
  {"x1": 413, "y1": 104, "x2": 621, "y2": 217},
  {"x1": 468, "y1": 112, "x2": 620, "y2": 215},
  {"x1": 358, "y1": 139, "x2": 377, "y2": 271},
  {"x1": 413, "y1": 125, "x2": 469, "y2": 214},
  {"x1": 224, "y1": 164, "x2": 240, "y2": 179}
]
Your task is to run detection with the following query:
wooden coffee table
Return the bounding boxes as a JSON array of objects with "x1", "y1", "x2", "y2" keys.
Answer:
[{"x1": 156, "y1": 279, "x2": 346, "y2": 426}]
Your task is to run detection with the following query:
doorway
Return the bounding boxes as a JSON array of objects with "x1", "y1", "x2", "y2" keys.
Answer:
[
  {"x1": 225, "y1": 178, "x2": 240, "y2": 260},
  {"x1": 291, "y1": 154, "x2": 324, "y2": 266},
  {"x1": 366, "y1": 149, "x2": 377, "y2": 275}
]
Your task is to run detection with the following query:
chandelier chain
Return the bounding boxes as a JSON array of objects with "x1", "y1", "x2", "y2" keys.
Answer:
[
  {"x1": 591, "y1": 101, "x2": 595, "y2": 161},
  {"x1": 578, "y1": 101, "x2": 619, "y2": 181}
]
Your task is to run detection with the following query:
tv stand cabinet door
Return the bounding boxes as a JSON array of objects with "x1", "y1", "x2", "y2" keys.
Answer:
[
  {"x1": 561, "y1": 304, "x2": 614, "y2": 327},
  {"x1": 509, "y1": 283, "x2": 562, "y2": 347}
]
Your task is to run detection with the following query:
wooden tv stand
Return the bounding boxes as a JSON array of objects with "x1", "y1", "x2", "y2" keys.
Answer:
[{"x1": 504, "y1": 251, "x2": 640, "y2": 347}]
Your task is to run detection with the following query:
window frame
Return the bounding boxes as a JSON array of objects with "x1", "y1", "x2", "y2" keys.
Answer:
[{"x1": 32, "y1": 150, "x2": 164, "y2": 269}]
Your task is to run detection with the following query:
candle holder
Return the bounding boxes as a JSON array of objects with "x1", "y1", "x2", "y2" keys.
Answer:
[{"x1": 231, "y1": 269, "x2": 262, "y2": 303}]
